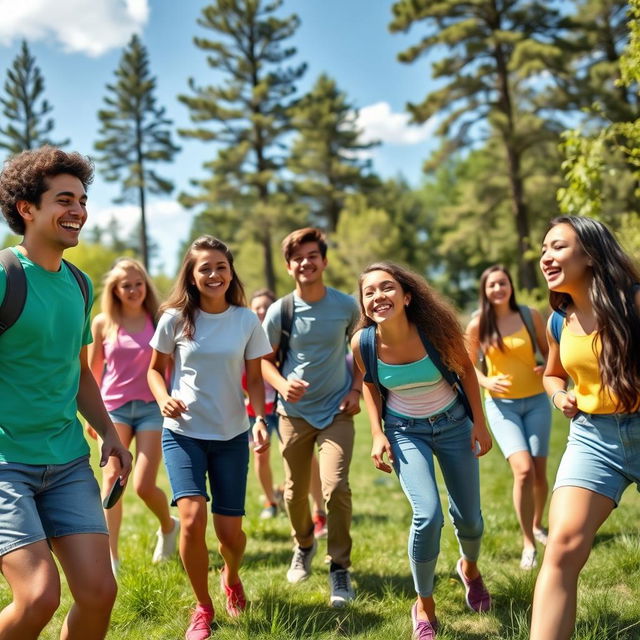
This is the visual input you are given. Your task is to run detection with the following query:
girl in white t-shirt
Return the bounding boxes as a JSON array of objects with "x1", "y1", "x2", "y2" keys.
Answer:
[{"x1": 148, "y1": 236, "x2": 272, "y2": 640}]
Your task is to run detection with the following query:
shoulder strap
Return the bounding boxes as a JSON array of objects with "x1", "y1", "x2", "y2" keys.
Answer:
[
  {"x1": 358, "y1": 325, "x2": 387, "y2": 404},
  {"x1": 0, "y1": 248, "x2": 27, "y2": 337},
  {"x1": 62, "y1": 259, "x2": 90, "y2": 315},
  {"x1": 550, "y1": 310, "x2": 565, "y2": 344},
  {"x1": 277, "y1": 293, "x2": 295, "y2": 373},
  {"x1": 518, "y1": 305, "x2": 543, "y2": 363}
]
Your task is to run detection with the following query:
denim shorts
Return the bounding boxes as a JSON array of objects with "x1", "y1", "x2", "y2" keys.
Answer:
[
  {"x1": 554, "y1": 411, "x2": 640, "y2": 506},
  {"x1": 484, "y1": 392, "x2": 551, "y2": 459},
  {"x1": 0, "y1": 455, "x2": 107, "y2": 557},
  {"x1": 248, "y1": 413, "x2": 279, "y2": 442},
  {"x1": 108, "y1": 399, "x2": 162, "y2": 432},
  {"x1": 162, "y1": 429, "x2": 250, "y2": 516}
]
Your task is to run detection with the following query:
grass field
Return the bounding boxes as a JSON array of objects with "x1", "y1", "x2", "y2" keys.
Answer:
[{"x1": 2, "y1": 410, "x2": 640, "y2": 639}]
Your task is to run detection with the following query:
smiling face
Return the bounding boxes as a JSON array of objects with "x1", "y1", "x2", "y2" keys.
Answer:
[
  {"x1": 286, "y1": 241, "x2": 327, "y2": 286},
  {"x1": 540, "y1": 223, "x2": 592, "y2": 293},
  {"x1": 113, "y1": 267, "x2": 146, "y2": 310},
  {"x1": 360, "y1": 269, "x2": 410, "y2": 324},
  {"x1": 484, "y1": 269, "x2": 513, "y2": 307},
  {"x1": 18, "y1": 173, "x2": 87, "y2": 250},
  {"x1": 191, "y1": 248, "x2": 232, "y2": 308}
]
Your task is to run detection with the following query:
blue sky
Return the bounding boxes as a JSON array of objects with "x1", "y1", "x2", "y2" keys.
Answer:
[{"x1": 0, "y1": 0, "x2": 439, "y2": 273}]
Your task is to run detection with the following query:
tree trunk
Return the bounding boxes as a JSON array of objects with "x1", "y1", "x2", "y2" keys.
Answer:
[{"x1": 135, "y1": 120, "x2": 149, "y2": 269}]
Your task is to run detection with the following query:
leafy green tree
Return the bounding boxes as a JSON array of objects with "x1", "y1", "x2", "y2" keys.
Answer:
[
  {"x1": 287, "y1": 74, "x2": 378, "y2": 230},
  {"x1": 179, "y1": 0, "x2": 306, "y2": 291},
  {"x1": 0, "y1": 40, "x2": 69, "y2": 153},
  {"x1": 94, "y1": 34, "x2": 180, "y2": 269},
  {"x1": 389, "y1": 0, "x2": 567, "y2": 289}
]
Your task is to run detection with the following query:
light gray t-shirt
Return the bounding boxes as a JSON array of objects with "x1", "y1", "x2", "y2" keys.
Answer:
[
  {"x1": 150, "y1": 306, "x2": 272, "y2": 440},
  {"x1": 263, "y1": 287, "x2": 359, "y2": 428}
]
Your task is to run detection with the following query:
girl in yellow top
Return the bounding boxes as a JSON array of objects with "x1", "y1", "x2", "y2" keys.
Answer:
[
  {"x1": 466, "y1": 266, "x2": 550, "y2": 570},
  {"x1": 531, "y1": 216, "x2": 640, "y2": 640}
]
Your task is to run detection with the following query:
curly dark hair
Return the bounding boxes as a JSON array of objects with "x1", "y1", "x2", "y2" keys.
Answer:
[{"x1": 0, "y1": 146, "x2": 94, "y2": 234}]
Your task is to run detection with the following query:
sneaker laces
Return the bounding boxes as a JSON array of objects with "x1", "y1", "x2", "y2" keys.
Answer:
[
  {"x1": 331, "y1": 569, "x2": 349, "y2": 591},
  {"x1": 291, "y1": 547, "x2": 308, "y2": 571},
  {"x1": 189, "y1": 607, "x2": 213, "y2": 633}
]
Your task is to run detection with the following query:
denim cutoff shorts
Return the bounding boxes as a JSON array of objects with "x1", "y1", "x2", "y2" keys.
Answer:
[
  {"x1": 484, "y1": 392, "x2": 551, "y2": 459},
  {"x1": 162, "y1": 428, "x2": 250, "y2": 516},
  {"x1": 248, "y1": 413, "x2": 279, "y2": 442},
  {"x1": 554, "y1": 410, "x2": 640, "y2": 505},
  {"x1": 0, "y1": 455, "x2": 107, "y2": 557},
  {"x1": 108, "y1": 399, "x2": 162, "y2": 432}
]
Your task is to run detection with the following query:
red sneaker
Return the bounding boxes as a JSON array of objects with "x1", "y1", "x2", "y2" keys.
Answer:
[
  {"x1": 313, "y1": 511, "x2": 327, "y2": 539},
  {"x1": 185, "y1": 604, "x2": 214, "y2": 640},
  {"x1": 220, "y1": 574, "x2": 247, "y2": 617}
]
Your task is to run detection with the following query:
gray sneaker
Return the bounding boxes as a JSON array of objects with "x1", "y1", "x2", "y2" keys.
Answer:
[
  {"x1": 286, "y1": 539, "x2": 317, "y2": 583},
  {"x1": 329, "y1": 568, "x2": 354, "y2": 607}
]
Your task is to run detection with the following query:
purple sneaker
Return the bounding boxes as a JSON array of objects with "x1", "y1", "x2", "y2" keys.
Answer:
[
  {"x1": 411, "y1": 602, "x2": 438, "y2": 639},
  {"x1": 456, "y1": 558, "x2": 491, "y2": 612}
]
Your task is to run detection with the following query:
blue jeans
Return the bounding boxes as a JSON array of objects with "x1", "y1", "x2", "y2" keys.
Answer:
[{"x1": 384, "y1": 399, "x2": 484, "y2": 597}]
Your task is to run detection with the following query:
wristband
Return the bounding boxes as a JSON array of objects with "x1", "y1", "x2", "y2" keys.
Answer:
[
  {"x1": 551, "y1": 389, "x2": 567, "y2": 410},
  {"x1": 255, "y1": 416, "x2": 267, "y2": 425},
  {"x1": 350, "y1": 388, "x2": 362, "y2": 394}
]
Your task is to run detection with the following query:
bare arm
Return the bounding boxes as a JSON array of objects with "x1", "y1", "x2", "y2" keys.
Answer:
[
  {"x1": 261, "y1": 347, "x2": 309, "y2": 402},
  {"x1": 246, "y1": 357, "x2": 269, "y2": 453},
  {"x1": 464, "y1": 316, "x2": 511, "y2": 394},
  {"x1": 458, "y1": 348, "x2": 492, "y2": 457},
  {"x1": 148, "y1": 349, "x2": 188, "y2": 418},
  {"x1": 88, "y1": 314, "x2": 106, "y2": 387},
  {"x1": 543, "y1": 318, "x2": 576, "y2": 417}
]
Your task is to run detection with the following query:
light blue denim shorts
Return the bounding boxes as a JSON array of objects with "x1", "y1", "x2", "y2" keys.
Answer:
[
  {"x1": 0, "y1": 455, "x2": 107, "y2": 557},
  {"x1": 108, "y1": 399, "x2": 162, "y2": 433},
  {"x1": 484, "y1": 392, "x2": 551, "y2": 459},
  {"x1": 554, "y1": 410, "x2": 640, "y2": 505}
]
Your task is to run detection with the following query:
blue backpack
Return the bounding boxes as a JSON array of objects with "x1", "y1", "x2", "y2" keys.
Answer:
[{"x1": 358, "y1": 324, "x2": 474, "y2": 421}]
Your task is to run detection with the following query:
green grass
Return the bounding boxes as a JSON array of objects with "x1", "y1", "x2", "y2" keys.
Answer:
[{"x1": 2, "y1": 411, "x2": 640, "y2": 639}]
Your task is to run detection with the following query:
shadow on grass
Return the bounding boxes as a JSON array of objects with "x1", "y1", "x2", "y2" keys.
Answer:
[
  {"x1": 243, "y1": 547, "x2": 293, "y2": 566},
  {"x1": 351, "y1": 512, "x2": 393, "y2": 526},
  {"x1": 355, "y1": 569, "x2": 414, "y2": 599}
]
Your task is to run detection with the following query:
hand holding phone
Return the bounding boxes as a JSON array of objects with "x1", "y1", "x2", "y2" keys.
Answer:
[{"x1": 102, "y1": 477, "x2": 125, "y2": 509}]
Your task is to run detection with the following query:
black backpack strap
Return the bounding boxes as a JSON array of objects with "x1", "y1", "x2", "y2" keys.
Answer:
[
  {"x1": 277, "y1": 293, "x2": 295, "y2": 373},
  {"x1": 518, "y1": 304, "x2": 544, "y2": 365},
  {"x1": 61, "y1": 259, "x2": 90, "y2": 315},
  {"x1": 0, "y1": 248, "x2": 27, "y2": 337},
  {"x1": 358, "y1": 325, "x2": 388, "y2": 409}
]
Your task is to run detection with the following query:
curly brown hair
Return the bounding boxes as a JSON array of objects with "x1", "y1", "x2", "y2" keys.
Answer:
[{"x1": 0, "y1": 146, "x2": 94, "y2": 234}]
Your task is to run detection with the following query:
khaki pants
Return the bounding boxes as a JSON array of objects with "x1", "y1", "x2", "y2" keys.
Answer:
[{"x1": 278, "y1": 412, "x2": 354, "y2": 568}]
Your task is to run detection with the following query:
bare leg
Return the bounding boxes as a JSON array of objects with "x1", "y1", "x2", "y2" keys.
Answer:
[
  {"x1": 133, "y1": 430, "x2": 173, "y2": 533},
  {"x1": 176, "y1": 497, "x2": 213, "y2": 608},
  {"x1": 254, "y1": 445, "x2": 277, "y2": 505},
  {"x1": 414, "y1": 595, "x2": 437, "y2": 623},
  {"x1": 507, "y1": 450, "x2": 536, "y2": 550},
  {"x1": 530, "y1": 487, "x2": 613, "y2": 640},
  {"x1": 309, "y1": 452, "x2": 324, "y2": 515},
  {"x1": 213, "y1": 514, "x2": 246, "y2": 587},
  {"x1": 532, "y1": 456, "x2": 549, "y2": 532},
  {"x1": 0, "y1": 541, "x2": 60, "y2": 639},
  {"x1": 53, "y1": 533, "x2": 116, "y2": 640}
]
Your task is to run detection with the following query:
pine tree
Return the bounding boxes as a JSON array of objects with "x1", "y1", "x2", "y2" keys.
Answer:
[
  {"x1": 287, "y1": 74, "x2": 378, "y2": 230},
  {"x1": 179, "y1": 0, "x2": 306, "y2": 291},
  {"x1": 0, "y1": 40, "x2": 69, "y2": 153},
  {"x1": 94, "y1": 34, "x2": 180, "y2": 269}
]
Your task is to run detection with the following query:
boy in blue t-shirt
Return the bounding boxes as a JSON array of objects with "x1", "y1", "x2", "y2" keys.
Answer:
[
  {"x1": 262, "y1": 227, "x2": 363, "y2": 608},
  {"x1": 0, "y1": 147, "x2": 132, "y2": 639}
]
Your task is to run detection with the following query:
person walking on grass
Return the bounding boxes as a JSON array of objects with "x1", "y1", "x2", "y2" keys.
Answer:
[
  {"x1": 147, "y1": 236, "x2": 271, "y2": 640},
  {"x1": 0, "y1": 146, "x2": 132, "y2": 640},
  {"x1": 465, "y1": 265, "x2": 550, "y2": 570},
  {"x1": 351, "y1": 262, "x2": 492, "y2": 640},
  {"x1": 261, "y1": 227, "x2": 362, "y2": 607},
  {"x1": 245, "y1": 288, "x2": 326, "y2": 530},
  {"x1": 530, "y1": 216, "x2": 640, "y2": 640},
  {"x1": 88, "y1": 258, "x2": 178, "y2": 573}
]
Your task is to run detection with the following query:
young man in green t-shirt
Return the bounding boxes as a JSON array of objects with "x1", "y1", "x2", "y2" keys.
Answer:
[{"x1": 0, "y1": 147, "x2": 132, "y2": 640}]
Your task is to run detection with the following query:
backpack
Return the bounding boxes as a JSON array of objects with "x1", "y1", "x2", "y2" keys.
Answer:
[
  {"x1": 358, "y1": 324, "x2": 474, "y2": 421},
  {"x1": 0, "y1": 247, "x2": 90, "y2": 337},
  {"x1": 277, "y1": 292, "x2": 295, "y2": 373}
]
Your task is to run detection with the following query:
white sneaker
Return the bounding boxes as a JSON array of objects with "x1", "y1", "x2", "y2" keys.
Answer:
[
  {"x1": 329, "y1": 568, "x2": 355, "y2": 607},
  {"x1": 286, "y1": 539, "x2": 317, "y2": 583},
  {"x1": 152, "y1": 515, "x2": 180, "y2": 564},
  {"x1": 533, "y1": 527, "x2": 548, "y2": 546},
  {"x1": 520, "y1": 547, "x2": 538, "y2": 570}
]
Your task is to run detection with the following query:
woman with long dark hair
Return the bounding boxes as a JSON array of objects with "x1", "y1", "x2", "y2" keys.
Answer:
[
  {"x1": 351, "y1": 262, "x2": 492, "y2": 639},
  {"x1": 530, "y1": 216, "x2": 640, "y2": 640},
  {"x1": 465, "y1": 265, "x2": 550, "y2": 570}
]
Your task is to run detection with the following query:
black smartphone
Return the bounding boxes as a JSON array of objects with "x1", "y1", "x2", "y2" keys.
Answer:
[{"x1": 102, "y1": 477, "x2": 125, "y2": 509}]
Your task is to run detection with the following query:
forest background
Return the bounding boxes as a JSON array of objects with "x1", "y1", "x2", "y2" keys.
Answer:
[{"x1": 0, "y1": 0, "x2": 639, "y2": 308}]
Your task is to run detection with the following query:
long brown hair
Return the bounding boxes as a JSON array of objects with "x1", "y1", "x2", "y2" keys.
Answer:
[
  {"x1": 546, "y1": 216, "x2": 640, "y2": 412},
  {"x1": 356, "y1": 262, "x2": 468, "y2": 376},
  {"x1": 477, "y1": 265, "x2": 519, "y2": 353},
  {"x1": 161, "y1": 236, "x2": 246, "y2": 340}
]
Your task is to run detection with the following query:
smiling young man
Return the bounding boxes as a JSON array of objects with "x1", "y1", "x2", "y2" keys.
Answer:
[
  {"x1": 0, "y1": 146, "x2": 132, "y2": 640},
  {"x1": 261, "y1": 227, "x2": 363, "y2": 607}
]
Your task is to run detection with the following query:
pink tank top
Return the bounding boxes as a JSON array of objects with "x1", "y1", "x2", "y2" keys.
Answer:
[{"x1": 100, "y1": 315, "x2": 155, "y2": 411}]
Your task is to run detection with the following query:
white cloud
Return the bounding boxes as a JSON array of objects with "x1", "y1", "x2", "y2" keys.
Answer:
[
  {"x1": 356, "y1": 101, "x2": 437, "y2": 146},
  {"x1": 0, "y1": 0, "x2": 149, "y2": 57}
]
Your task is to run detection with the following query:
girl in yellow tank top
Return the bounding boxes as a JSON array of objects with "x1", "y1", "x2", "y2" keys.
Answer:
[
  {"x1": 466, "y1": 265, "x2": 550, "y2": 571},
  {"x1": 531, "y1": 216, "x2": 640, "y2": 640}
]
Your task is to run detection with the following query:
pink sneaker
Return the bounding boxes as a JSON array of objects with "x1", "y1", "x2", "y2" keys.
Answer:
[
  {"x1": 220, "y1": 574, "x2": 247, "y2": 617},
  {"x1": 185, "y1": 605, "x2": 214, "y2": 640},
  {"x1": 411, "y1": 602, "x2": 438, "y2": 639},
  {"x1": 456, "y1": 558, "x2": 491, "y2": 612}
]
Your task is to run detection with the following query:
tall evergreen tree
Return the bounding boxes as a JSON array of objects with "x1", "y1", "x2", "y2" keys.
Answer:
[
  {"x1": 389, "y1": 0, "x2": 567, "y2": 289},
  {"x1": 179, "y1": 0, "x2": 306, "y2": 291},
  {"x1": 287, "y1": 74, "x2": 378, "y2": 230},
  {"x1": 0, "y1": 40, "x2": 68, "y2": 153},
  {"x1": 94, "y1": 34, "x2": 180, "y2": 269}
]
